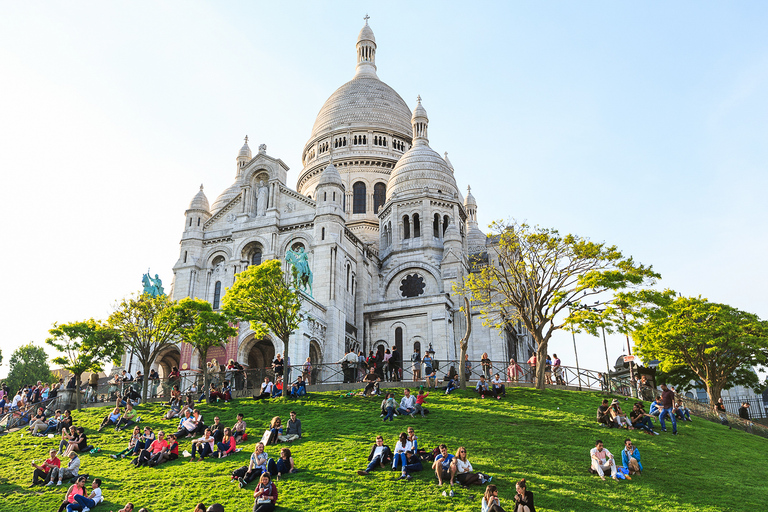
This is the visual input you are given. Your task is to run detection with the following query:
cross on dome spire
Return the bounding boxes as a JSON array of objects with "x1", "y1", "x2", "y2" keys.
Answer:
[
  {"x1": 417, "y1": 95, "x2": 422, "y2": 103},
  {"x1": 356, "y1": 17, "x2": 377, "y2": 78},
  {"x1": 244, "y1": 135, "x2": 248, "y2": 144},
  {"x1": 364, "y1": 14, "x2": 370, "y2": 24}
]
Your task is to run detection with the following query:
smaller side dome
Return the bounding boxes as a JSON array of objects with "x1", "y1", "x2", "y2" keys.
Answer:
[
  {"x1": 239, "y1": 135, "x2": 252, "y2": 159},
  {"x1": 211, "y1": 182, "x2": 241, "y2": 214},
  {"x1": 464, "y1": 185, "x2": 477, "y2": 208},
  {"x1": 318, "y1": 162, "x2": 343, "y2": 187},
  {"x1": 188, "y1": 184, "x2": 210, "y2": 212},
  {"x1": 358, "y1": 20, "x2": 375, "y2": 44}
]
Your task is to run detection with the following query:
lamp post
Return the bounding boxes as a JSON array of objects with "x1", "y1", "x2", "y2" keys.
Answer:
[{"x1": 567, "y1": 305, "x2": 583, "y2": 391}]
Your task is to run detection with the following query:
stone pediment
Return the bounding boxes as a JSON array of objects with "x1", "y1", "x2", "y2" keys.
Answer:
[
  {"x1": 278, "y1": 184, "x2": 316, "y2": 215},
  {"x1": 204, "y1": 194, "x2": 241, "y2": 230}
]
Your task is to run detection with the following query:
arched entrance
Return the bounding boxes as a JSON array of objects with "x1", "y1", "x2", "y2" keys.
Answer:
[
  {"x1": 155, "y1": 346, "x2": 181, "y2": 380},
  {"x1": 247, "y1": 339, "x2": 275, "y2": 370}
]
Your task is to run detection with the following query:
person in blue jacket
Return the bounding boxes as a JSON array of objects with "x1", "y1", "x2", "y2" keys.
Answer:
[{"x1": 621, "y1": 438, "x2": 643, "y2": 475}]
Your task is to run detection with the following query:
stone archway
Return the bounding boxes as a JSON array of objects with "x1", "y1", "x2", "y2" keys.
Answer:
[
  {"x1": 247, "y1": 338, "x2": 275, "y2": 370},
  {"x1": 155, "y1": 345, "x2": 181, "y2": 380}
]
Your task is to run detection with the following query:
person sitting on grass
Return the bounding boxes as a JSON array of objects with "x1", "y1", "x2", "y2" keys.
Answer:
[
  {"x1": 134, "y1": 431, "x2": 168, "y2": 468},
  {"x1": 357, "y1": 435, "x2": 392, "y2": 476},
  {"x1": 33, "y1": 409, "x2": 62, "y2": 436},
  {"x1": 27, "y1": 406, "x2": 48, "y2": 434},
  {"x1": 239, "y1": 442, "x2": 269, "y2": 488},
  {"x1": 211, "y1": 416, "x2": 225, "y2": 443},
  {"x1": 445, "y1": 375, "x2": 459, "y2": 395},
  {"x1": 134, "y1": 427, "x2": 155, "y2": 456},
  {"x1": 148, "y1": 433, "x2": 179, "y2": 467},
  {"x1": 165, "y1": 398, "x2": 181, "y2": 420},
  {"x1": 232, "y1": 413, "x2": 247, "y2": 443},
  {"x1": 414, "y1": 389, "x2": 429, "y2": 417},
  {"x1": 432, "y1": 444, "x2": 456, "y2": 486},
  {"x1": 271, "y1": 377, "x2": 284, "y2": 398},
  {"x1": 476, "y1": 376, "x2": 492, "y2": 398},
  {"x1": 111, "y1": 503, "x2": 134, "y2": 512},
  {"x1": 397, "y1": 449, "x2": 423, "y2": 481},
  {"x1": 57, "y1": 427, "x2": 76, "y2": 456},
  {"x1": 452, "y1": 446, "x2": 488, "y2": 486},
  {"x1": 252, "y1": 472, "x2": 278, "y2": 512},
  {"x1": 216, "y1": 427, "x2": 237, "y2": 458},
  {"x1": 111, "y1": 426, "x2": 142, "y2": 459},
  {"x1": 65, "y1": 427, "x2": 92, "y2": 457},
  {"x1": 512, "y1": 478, "x2": 536, "y2": 512},
  {"x1": 98, "y1": 406, "x2": 122, "y2": 432},
  {"x1": 269, "y1": 416, "x2": 284, "y2": 440},
  {"x1": 221, "y1": 380, "x2": 233, "y2": 402},
  {"x1": 674, "y1": 401, "x2": 692, "y2": 422},
  {"x1": 115, "y1": 402, "x2": 140, "y2": 432},
  {"x1": 46, "y1": 451, "x2": 81, "y2": 486},
  {"x1": 362, "y1": 367, "x2": 381, "y2": 396},
  {"x1": 174, "y1": 409, "x2": 199, "y2": 439},
  {"x1": 290, "y1": 375, "x2": 307, "y2": 398},
  {"x1": 596, "y1": 399, "x2": 611, "y2": 427},
  {"x1": 66, "y1": 477, "x2": 103, "y2": 512},
  {"x1": 482, "y1": 484, "x2": 506, "y2": 512},
  {"x1": 490, "y1": 373, "x2": 506, "y2": 399},
  {"x1": 621, "y1": 438, "x2": 642, "y2": 476},
  {"x1": 382, "y1": 393, "x2": 397, "y2": 422},
  {"x1": 278, "y1": 411, "x2": 301, "y2": 443},
  {"x1": 31, "y1": 448, "x2": 60, "y2": 487},
  {"x1": 392, "y1": 432, "x2": 411, "y2": 471},
  {"x1": 273, "y1": 447, "x2": 297, "y2": 480},
  {"x1": 425, "y1": 369, "x2": 437, "y2": 391},
  {"x1": 397, "y1": 388, "x2": 417, "y2": 417},
  {"x1": 56, "y1": 476, "x2": 86, "y2": 512},
  {"x1": 629, "y1": 403, "x2": 658, "y2": 435},
  {"x1": 190, "y1": 428, "x2": 216, "y2": 461},
  {"x1": 609, "y1": 399, "x2": 632, "y2": 429},
  {"x1": 590, "y1": 440, "x2": 618, "y2": 481},
  {"x1": 649, "y1": 396, "x2": 663, "y2": 417},
  {"x1": 253, "y1": 377, "x2": 273, "y2": 400},
  {"x1": 192, "y1": 504, "x2": 206, "y2": 512}
]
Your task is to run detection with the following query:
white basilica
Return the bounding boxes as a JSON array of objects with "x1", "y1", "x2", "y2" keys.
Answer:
[{"x1": 148, "y1": 21, "x2": 534, "y2": 378}]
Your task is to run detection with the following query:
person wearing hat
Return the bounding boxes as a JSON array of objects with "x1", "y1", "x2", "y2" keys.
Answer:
[{"x1": 608, "y1": 399, "x2": 632, "y2": 429}]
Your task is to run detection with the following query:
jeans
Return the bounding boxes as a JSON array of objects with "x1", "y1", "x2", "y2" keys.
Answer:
[
  {"x1": 392, "y1": 452, "x2": 407, "y2": 469},
  {"x1": 66, "y1": 494, "x2": 95, "y2": 512},
  {"x1": 632, "y1": 416, "x2": 655, "y2": 433},
  {"x1": 396, "y1": 407, "x2": 414, "y2": 416},
  {"x1": 191, "y1": 442, "x2": 213, "y2": 459},
  {"x1": 658, "y1": 407, "x2": 677, "y2": 433},
  {"x1": 445, "y1": 383, "x2": 457, "y2": 394},
  {"x1": 384, "y1": 406, "x2": 395, "y2": 421},
  {"x1": 365, "y1": 455, "x2": 384, "y2": 473},
  {"x1": 402, "y1": 460, "x2": 423, "y2": 475},
  {"x1": 291, "y1": 386, "x2": 306, "y2": 397}
]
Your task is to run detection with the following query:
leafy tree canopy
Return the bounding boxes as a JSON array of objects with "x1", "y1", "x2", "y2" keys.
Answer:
[
  {"x1": 223, "y1": 259, "x2": 303, "y2": 399},
  {"x1": 108, "y1": 293, "x2": 179, "y2": 402},
  {"x1": 172, "y1": 298, "x2": 238, "y2": 393},
  {"x1": 462, "y1": 220, "x2": 659, "y2": 389},
  {"x1": 628, "y1": 290, "x2": 768, "y2": 407},
  {"x1": 5, "y1": 344, "x2": 54, "y2": 393},
  {"x1": 46, "y1": 319, "x2": 122, "y2": 410}
]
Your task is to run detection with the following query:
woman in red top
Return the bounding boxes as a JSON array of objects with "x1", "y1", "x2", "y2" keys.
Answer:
[
  {"x1": 56, "y1": 476, "x2": 86, "y2": 512},
  {"x1": 134, "y1": 431, "x2": 168, "y2": 468},
  {"x1": 216, "y1": 427, "x2": 236, "y2": 458},
  {"x1": 252, "y1": 472, "x2": 278, "y2": 512},
  {"x1": 149, "y1": 433, "x2": 179, "y2": 467}
]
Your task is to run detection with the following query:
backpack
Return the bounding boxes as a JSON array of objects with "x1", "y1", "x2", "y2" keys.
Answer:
[{"x1": 232, "y1": 465, "x2": 249, "y2": 479}]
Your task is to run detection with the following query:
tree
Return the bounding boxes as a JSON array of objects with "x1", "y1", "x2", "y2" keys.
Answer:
[
  {"x1": 223, "y1": 259, "x2": 303, "y2": 401},
  {"x1": 628, "y1": 291, "x2": 768, "y2": 410},
  {"x1": 108, "y1": 293, "x2": 179, "y2": 402},
  {"x1": 458, "y1": 297, "x2": 472, "y2": 390},
  {"x1": 461, "y1": 220, "x2": 659, "y2": 390},
  {"x1": 172, "y1": 298, "x2": 238, "y2": 397},
  {"x1": 6, "y1": 344, "x2": 54, "y2": 394},
  {"x1": 46, "y1": 320, "x2": 122, "y2": 410}
]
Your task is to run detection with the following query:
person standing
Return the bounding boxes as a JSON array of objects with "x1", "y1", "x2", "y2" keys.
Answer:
[
  {"x1": 411, "y1": 349, "x2": 422, "y2": 382},
  {"x1": 552, "y1": 354, "x2": 564, "y2": 385},
  {"x1": 738, "y1": 402, "x2": 751, "y2": 420},
  {"x1": 658, "y1": 384, "x2": 678, "y2": 435},
  {"x1": 390, "y1": 345, "x2": 401, "y2": 382}
]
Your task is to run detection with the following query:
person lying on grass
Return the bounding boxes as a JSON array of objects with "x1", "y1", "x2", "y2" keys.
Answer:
[
  {"x1": 239, "y1": 442, "x2": 270, "y2": 488},
  {"x1": 56, "y1": 476, "x2": 86, "y2": 512},
  {"x1": 191, "y1": 428, "x2": 216, "y2": 461},
  {"x1": 31, "y1": 448, "x2": 60, "y2": 487},
  {"x1": 278, "y1": 411, "x2": 301, "y2": 442},
  {"x1": 590, "y1": 439, "x2": 618, "y2": 481},
  {"x1": 252, "y1": 472, "x2": 278, "y2": 512},
  {"x1": 432, "y1": 444, "x2": 456, "y2": 486},
  {"x1": 111, "y1": 426, "x2": 142, "y2": 459},
  {"x1": 621, "y1": 438, "x2": 642, "y2": 475},
  {"x1": 357, "y1": 435, "x2": 392, "y2": 475},
  {"x1": 98, "y1": 406, "x2": 122, "y2": 432},
  {"x1": 216, "y1": 427, "x2": 237, "y2": 458},
  {"x1": 148, "y1": 433, "x2": 179, "y2": 467},
  {"x1": 66, "y1": 477, "x2": 103, "y2": 512},
  {"x1": 110, "y1": 503, "x2": 134, "y2": 512}
]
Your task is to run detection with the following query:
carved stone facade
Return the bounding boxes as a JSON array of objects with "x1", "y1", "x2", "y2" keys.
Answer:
[{"x1": 122, "y1": 21, "x2": 535, "y2": 381}]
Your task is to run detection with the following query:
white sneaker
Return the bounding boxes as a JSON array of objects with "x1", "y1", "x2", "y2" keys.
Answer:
[
  {"x1": 45, "y1": 481, "x2": 54, "y2": 486},
  {"x1": 56, "y1": 481, "x2": 62, "y2": 486},
  {"x1": 82, "y1": 508, "x2": 90, "y2": 512}
]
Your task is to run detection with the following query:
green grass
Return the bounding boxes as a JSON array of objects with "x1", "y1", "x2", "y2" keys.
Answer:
[{"x1": 1, "y1": 387, "x2": 767, "y2": 512}]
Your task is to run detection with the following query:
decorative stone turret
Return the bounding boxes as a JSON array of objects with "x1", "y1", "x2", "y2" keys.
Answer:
[
  {"x1": 464, "y1": 185, "x2": 486, "y2": 250},
  {"x1": 184, "y1": 184, "x2": 211, "y2": 233},
  {"x1": 237, "y1": 135, "x2": 251, "y2": 176},
  {"x1": 315, "y1": 161, "x2": 345, "y2": 219},
  {"x1": 356, "y1": 15, "x2": 377, "y2": 78}
]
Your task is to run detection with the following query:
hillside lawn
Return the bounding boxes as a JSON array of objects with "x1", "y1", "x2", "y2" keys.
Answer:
[{"x1": 1, "y1": 387, "x2": 766, "y2": 512}]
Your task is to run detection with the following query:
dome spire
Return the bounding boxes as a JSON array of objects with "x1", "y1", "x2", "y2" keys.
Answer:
[
  {"x1": 412, "y1": 95, "x2": 429, "y2": 145},
  {"x1": 355, "y1": 15, "x2": 378, "y2": 78}
]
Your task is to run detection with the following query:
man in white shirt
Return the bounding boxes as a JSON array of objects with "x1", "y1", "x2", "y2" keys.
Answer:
[
  {"x1": 338, "y1": 350, "x2": 358, "y2": 383},
  {"x1": 397, "y1": 388, "x2": 417, "y2": 417},
  {"x1": 490, "y1": 373, "x2": 506, "y2": 399},
  {"x1": 357, "y1": 435, "x2": 392, "y2": 475},
  {"x1": 253, "y1": 377, "x2": 273, "y2": 400},
  {"x1": 174, "y1": 410, "x2": 198, "y2": 438},
  {"x1": 71, "y1": 477, "x2": 103, "y2": 511},
  {"x1": 11, "y1": 392, "x2": 23, "y2": 410},
  {"x1": 590, "y1": 440, "x2": 618, "y2": 481}
]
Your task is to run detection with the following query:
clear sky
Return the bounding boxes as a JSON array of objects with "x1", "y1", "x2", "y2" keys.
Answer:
[{"x1": 1, "y1": 1, "x2": 767, "y2": 378}]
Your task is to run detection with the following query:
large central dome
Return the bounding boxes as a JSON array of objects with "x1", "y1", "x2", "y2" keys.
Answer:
[{"x1": 308, "y1": 76, "x2": 412, "y2": 141}]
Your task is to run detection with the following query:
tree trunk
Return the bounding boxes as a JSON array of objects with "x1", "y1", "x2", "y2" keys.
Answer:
[
  {"x1": 459, "y1": 297, "x2": 472, "y2": 391},
  {"x1": 282, "y1": 336, "x2": 290, "y2": 401},
  {"x1": 535, "y1": 340, "x2": 548, "y2": 391},
  {"x1": 706, "y1": 382, "x2": 724, "y2": 414},
  {"x1": 142, "y1": 361, "x2": 151, "y2": 403},
  {"x1": 199, "y1": 348, "x2": 210, "y2": 403},
  {"x1": 75, "y1": 374, "x2": 82, "y2": 411}
]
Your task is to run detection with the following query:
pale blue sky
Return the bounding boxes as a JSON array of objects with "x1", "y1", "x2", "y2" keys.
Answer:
[{"x1": 1, "y1": 1, "x2": 766, "y2": 377}]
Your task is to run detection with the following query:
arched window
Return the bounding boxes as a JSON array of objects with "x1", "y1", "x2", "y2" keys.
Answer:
[
  {"x1": 183, "y1": 251, "x2": 188, "y2": 263},
  {"x1": 413, "y1": 214, "x2": 421, "y2": 238},
  {"x1": 346, "y1": 264, "x2": 351, "y2": 291},
  {"x1": 324, "y1": 192, "x2": 327, "y2": 201},
  {"x1": 321, "y1": 227, "x2": 325, "y2": 241},
  {"x1": 197, "y1": 217, "x2": 200, "y2": 226},
  {"x1": 433, "y1": 213, "x2": 440, "y2": 238},
  {"x1": 213, "y1": 281, "x2": 222, "y2": 310},
  {"x1": 413, "y1": 341, "x2": 421, "y2": 356},
  {"x1": 403, "y1": 215, "x2": 410, "y2": 239},
  {"x1": 188, "y1": 217, "x2": 192, "y2": 227},
  {"x1": 251, "y1": 249, "x2": 262, "y2": 266},
  {"x1": 443, "y1": 215, "x2": 450, "y2": 235},
  {"x1": 353, "y1": 182, "x2": 366, "y2": 214},
  {"x1": 373, "y1": 183, "x2": 386, "y2": 213},
  {"x1": 395, "y1": 327, "x2": 403, "y2": 347}
]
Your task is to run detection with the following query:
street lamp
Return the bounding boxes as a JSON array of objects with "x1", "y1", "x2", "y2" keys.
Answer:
[{"x1": 566, "y1": 303, "x2": 583, "y2": 391}]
